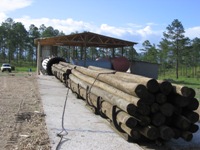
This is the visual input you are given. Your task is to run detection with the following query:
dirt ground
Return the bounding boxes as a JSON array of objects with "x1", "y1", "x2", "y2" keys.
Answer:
[{"x1": 0, "y1": 72, "x2": 51, "y2": 150}]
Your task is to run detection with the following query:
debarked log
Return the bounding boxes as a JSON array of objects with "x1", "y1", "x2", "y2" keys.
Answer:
[
  {"x1": 72, "y1": 69, "x2": 153, "y2": 112},
  {"x1": 59, "y1": 61, "x2": 76, "y2": 69},
  {"x1": 172, "y1": 114, "x2": 191, "y2": 130},
  {"x1": 172, "y1": 84, "x2": 196, "y2": 98},
  {"x1": 186, "y1": 98, "x2": 199, "y2": 111},
  {"x1": 75, "y1": 66, "x2": 154, "y2": 100},
  {"x1": 158, "y1": 81, "x2": 173, "y2": 95},
  {"x1": 159, "y1": 125, "x2": 175, "y2": 141},
  {"x1": 69, "y1": 79, "x2": 139, "y2": 129},
  {"x1": 136, "y1": 125, "x2": 159, "y2": 140},
  {"x1": 114, "y1": 71, "x2": 160, "y2": 93},
  {"x1": 88, "y1": 65, "x2": 115, "y2": 72},
  {"x1": 182, "y1": 111, "x2": 199, "y2": 123},
  {"x1": 119, "y1": 123, "x2": 141, "y2": 140},
  {"x1": 68, "y1": 80, "x2": 146, "y2": 139},
  {"x1": 69, "y1": 74, "x2": 137, "y2": 116}
]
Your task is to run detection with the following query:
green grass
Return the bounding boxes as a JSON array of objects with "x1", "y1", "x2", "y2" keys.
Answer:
[
  {"x1": 159, "y1": 75, "x2": 200, "y2": 88},
  {"x1": 14, "y1": 66, "x2": 36, "y2": 72}
]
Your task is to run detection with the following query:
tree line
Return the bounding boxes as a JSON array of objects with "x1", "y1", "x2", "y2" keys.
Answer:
[
  {"x1": 140, "y1": 19, "x2": 200, "y2": 79},
  {"x1": 0, "y1": 18, "x2": 199, "y2": 78},
  {"x1": 0, "y1": 18, "x2": 64, "y2": 66}
]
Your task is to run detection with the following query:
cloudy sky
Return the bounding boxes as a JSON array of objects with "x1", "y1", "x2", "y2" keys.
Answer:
[{"x1": 0, "y1": 0, "x2": 200, "y2": 51}]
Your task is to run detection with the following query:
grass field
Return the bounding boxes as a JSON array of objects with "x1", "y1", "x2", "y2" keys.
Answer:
[{"x1": 12, "y1": 66, "x2": 36, "y2": 72}]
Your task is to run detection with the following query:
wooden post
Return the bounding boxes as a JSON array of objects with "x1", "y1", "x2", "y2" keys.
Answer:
[
  {"x1": 36, "y1": 41, "x2": 41, "y2": 75},
  {"x1": 112, "y1": 48, "x2": 115, "y2": 58}
]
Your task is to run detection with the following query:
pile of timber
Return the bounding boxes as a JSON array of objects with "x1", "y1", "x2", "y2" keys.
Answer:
[{"x1": 51, "y1": 61, "x2": 199, "y2": 144}]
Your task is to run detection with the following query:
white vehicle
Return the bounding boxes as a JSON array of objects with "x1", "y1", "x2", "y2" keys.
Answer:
[{"x1": 1, "y1": 63, "x2": 12, "y2": 72}]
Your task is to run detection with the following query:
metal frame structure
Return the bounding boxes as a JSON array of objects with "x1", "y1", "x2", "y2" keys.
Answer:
[{"x1": 34, "y1": 31, "x2": 137, "y2": 74}]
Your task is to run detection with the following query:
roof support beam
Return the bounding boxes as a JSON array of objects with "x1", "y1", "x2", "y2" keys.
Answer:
[{"x1": 36, "y1": 42, "x2": 41, "y2": 75}]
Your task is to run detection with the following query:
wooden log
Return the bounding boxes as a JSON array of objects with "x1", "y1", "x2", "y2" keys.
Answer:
[
  {"x1": 156, "y1": 93, "x2": 167, "y2": 104},
  {"x1": 136, "y1": 104, "x2": 150, "y2": 115},
  {"x1": 159, "y1": 81, "x2": 173, "y2": 95},
  {"x1": 181, "y1": 131, "x2": 193, "y2": 141},
  {"x1": 109, "y1": 122, "x2": 140, "y2": 142},
  {"x1": 171, "y1": 127, "x2": 181, "y2": 139},
  {"x1": 75, "y1": 66, "x2": 154, "y2": 101},
  {"x1": 151, "y1": 112, "x2": 166, "y2": 127},
  {"x1": 120, "y1": 123, "x2": 141, "y2": 139},
  {"x1": 150, "y1": 103, "x2": 160, "y2": 113},
  {"x1": 173, "y1": 106, "x2": 182, "y2": 115},
  {"x1": 186, "y1": 98, "x2": 199, "y2": 110},
  {"x1": 181, "y1": 87, "x2": 196, "y2": 98},
  {"x1": 114, "y1": 71, "x2": 160, "y2": 93},
  {"x1": 188, "y1": 124, "x2": 199, "y2": 133},
  {"x1": 167, "y1": 93, "x2": 191, "y2": 108},
  {"x1": 101, "y1": 100, "x2": 138, "y2": 128},
  {"x1": 53, "y1": 64, "x2": 72, "y2": 78},
  {"x1": 160, "y1": 103, "x2": 174, "y2": 117},
  {"x1": 88, "y1": 65, "x2": 114, "y2": 72},
  {"x1": 70, "y1": 80, "x2": 142, "y2": 138},
  {"x1": 69, "y1": 74, "x2": 137, "y2": 116},
  {"x1": 59, "y1": 61, "x2": 76, "y2": 69},
  {"x1": 68, "y1": 80, "x2": 82, "y2": 99},
  {"x1": 69, "y1": 77, "x2": 151, "y2": 127},
  {"x1": 52, "y1": 64, "x2": 66, "y2": 81},
  {"x1": 133, "y1": 113, "x2": 151, "y2": 127},
  {"x1": 173, "y1": 95, "x2": 191, "y2": 107},
  {"x1": 172, "y1": 114, "x2": 191, "y2": 130},
  {"x1": 136, "y1": 125, "x2": 159, "y2": 140},
  {"x1": 72, "y1": 69, "x2": 152, "y2": 115},
  {"x1": 159, "y1": 125, "x2": 175, "y2": 141},
  {"x1": 182, "y1": 111, "x2": 199, "y2": 123},
  {"x1": 172, "y1": 84, "x2": 196, "y2": 98},
  {"x1": 150, "y1": 102, "x2": 174, "y2": 117}
]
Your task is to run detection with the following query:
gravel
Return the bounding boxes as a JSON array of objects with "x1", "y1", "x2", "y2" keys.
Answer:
[{"x1": 0, "y1": 72, "x2": 51, "y2": 150}]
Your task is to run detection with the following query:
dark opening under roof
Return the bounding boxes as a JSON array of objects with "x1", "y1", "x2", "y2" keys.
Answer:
[{"x1": 34, "y1": 31, "x2": 137, "y2": 48}]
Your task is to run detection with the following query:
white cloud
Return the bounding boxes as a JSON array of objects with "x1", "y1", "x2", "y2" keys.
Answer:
[
  {"x1": 0, "y1": 12, "x2": 7, "y2": 22},
  {"x1": 0, "y1": 0, "x2": 32, "y2": 12},
  {"x1": 137, "y1": 26, "x2": 153, "y2": 37},
  {"x1": 15, "y1": 16, "x2": 95, "y2": 33},
  {"x1": 185, "y1": 26, "x2": 200, "y2": 39},
  {"x1": 0, "y1": 0, "x2": 33, "y2": 23},
  {"x1": 127, "y1": 23, "x2": 143, "y2": 28},
  {"x1": 146, "y1": 22, "x2": 159, "y2": 26},
  {"x1": 100, "y1": 24, "x2": 127, "y2": 37}
]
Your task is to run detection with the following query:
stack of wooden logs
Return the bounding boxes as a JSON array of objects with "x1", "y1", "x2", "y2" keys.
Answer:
[{"x1": 51, "y1": 61, "x2": 199, "y2": 144}]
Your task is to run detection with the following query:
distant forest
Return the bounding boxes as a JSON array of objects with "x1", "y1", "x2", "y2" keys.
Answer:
[{"x1": 0, "y1": 18, "x2": 200, "y2": 78}]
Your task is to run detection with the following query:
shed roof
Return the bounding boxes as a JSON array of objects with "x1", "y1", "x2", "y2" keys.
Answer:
[{"x1": 34, "y1": 31, "x2": 137, "y2": 48}]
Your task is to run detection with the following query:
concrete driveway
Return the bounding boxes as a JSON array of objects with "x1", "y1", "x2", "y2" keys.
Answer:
[{"x1": 38, "y1": 75, "x2": 200, "y2": 150}]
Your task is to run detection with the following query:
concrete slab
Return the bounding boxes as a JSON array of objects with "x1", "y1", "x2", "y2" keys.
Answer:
[
  {"x1": 38, "y1": 75, "x2": 200, "y2": 150},
  {"x1": 38, "y1": 75, "x2": 143, "y2": 150}
]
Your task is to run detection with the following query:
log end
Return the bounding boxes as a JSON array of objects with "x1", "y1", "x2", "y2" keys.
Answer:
[
  {"x1": 181, "y1": 87, "x2": 196, "y2": 98},
  {"x1": 159, "y1": 126, "x2": 175, "y2": 141},
  {"x1": 159, "y1": 81, "x2": 173, "y2": 95},
  {"x1": 147, "y1": 79, "x2": 160, "y2": 93}
]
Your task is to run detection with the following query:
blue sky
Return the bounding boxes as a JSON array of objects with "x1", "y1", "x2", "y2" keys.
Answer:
[{"x1": 0, "y1": 0, "x2": 200, "y2": 51}]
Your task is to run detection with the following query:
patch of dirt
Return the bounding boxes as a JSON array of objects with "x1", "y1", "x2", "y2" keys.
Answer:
[{"x1": 0, "y1": 72, "x2": 51, "y2": 150}]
